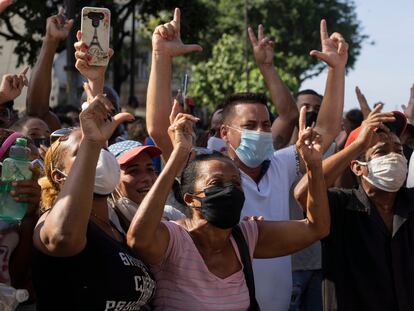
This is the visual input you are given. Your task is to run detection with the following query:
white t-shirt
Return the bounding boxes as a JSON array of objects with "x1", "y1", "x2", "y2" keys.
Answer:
[
  {"x1": 240, "y1": 145, "x2": 300, "y2": 311},
  {"x1": 408, "y1": 155, "x2": 414, "y2": 188}
]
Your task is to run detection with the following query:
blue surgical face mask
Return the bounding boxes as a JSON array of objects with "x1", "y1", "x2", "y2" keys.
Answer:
[{"x1": 227, "y1": 126, "x2": 274, "y2": 168}]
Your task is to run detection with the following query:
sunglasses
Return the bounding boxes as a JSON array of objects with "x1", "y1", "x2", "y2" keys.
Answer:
[{"x1": 50, "y1": 128, "x2": 74, "y2": 144}]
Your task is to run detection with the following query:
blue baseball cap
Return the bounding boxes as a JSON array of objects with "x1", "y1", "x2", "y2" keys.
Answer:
[{"x1": 108, "y1": 140, "x2": 162, "y2": 165}]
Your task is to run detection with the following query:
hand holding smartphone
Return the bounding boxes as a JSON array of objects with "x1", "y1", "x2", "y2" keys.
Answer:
[{"x1": 80, "y1": 7, "x2": 111, "y2": 66}]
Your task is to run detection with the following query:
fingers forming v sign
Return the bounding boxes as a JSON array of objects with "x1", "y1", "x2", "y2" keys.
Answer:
[
  {"x1": 168, "y1": 99, "x2": 198, "y2": 152},
  {"x1": 296, "y1": 107, "x2": 323, "y2": 168},
  {"x1": 152, "y1": 8, "x2": 202, "y2": 58},
  {"x1": 310, "y1": 19, "x2": 348, "y2": 69},
  {"x1": 248, "y1": 24, "x2": 274, "y2": 67}
]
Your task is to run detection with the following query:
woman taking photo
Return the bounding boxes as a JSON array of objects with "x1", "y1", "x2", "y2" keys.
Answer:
[
  {"x1": 127, "y1": 105, "x2": 329, "y2": 310},
  {"x1": 32, "y1": 94, "x2": 156, "y2": 310}
]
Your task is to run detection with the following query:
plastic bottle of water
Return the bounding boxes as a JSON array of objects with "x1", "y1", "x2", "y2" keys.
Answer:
[
  {"x1": 0, "y1": 283, "x2": 29, "y2": 311},
  {"x1": 0, "y1": 138, "x2": 32, "y2": 223}
]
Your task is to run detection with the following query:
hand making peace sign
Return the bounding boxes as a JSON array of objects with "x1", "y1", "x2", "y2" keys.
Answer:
[
  {"x1": 296, "y1": 106, "x2": 323, "y2": 169},
  {"x1": 248, "y1": 24, "x2": 274, "y2": 68}
]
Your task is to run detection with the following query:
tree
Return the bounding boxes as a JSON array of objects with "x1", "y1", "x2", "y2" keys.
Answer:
[
  {"x1": 0, "y1": 0, "x2": 214, "y2": 95},
  {"x1": 188, "y1": 0, "x2": 369, "y2": 110}
]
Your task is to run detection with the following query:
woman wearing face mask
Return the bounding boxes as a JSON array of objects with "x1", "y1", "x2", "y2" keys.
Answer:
[
  {"x1": 127, "y1": 105, "x2": 329, "y2": 310},
  {"x1": 32, "y1": 94, "x2": 156, "y2": 311}
]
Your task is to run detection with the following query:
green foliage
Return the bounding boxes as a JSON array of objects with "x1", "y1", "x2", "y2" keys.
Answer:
[
  {"x1": 188, "y1": 0, "x2": 368, "y2": 111},
  {"x1": 0, "y1": 0, "x2": 368, "y2": 112}
]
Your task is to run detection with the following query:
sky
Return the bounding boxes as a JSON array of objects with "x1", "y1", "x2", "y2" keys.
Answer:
[{"x1": 301, "y1": 0, "x2": 414, "y2": 112}]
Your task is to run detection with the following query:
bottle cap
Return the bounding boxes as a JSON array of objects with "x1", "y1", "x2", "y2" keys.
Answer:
[
  {"x1": 15, "y1": 289, "x2": 29, "y2": 303},
  {"x1": 15, "y1": 138, "x2": 27, "y2": 147}
]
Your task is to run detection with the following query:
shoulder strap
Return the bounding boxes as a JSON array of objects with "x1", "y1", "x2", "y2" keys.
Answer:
[{"x1": 232, "y1": 225, "x2": 261, "y2": 311}]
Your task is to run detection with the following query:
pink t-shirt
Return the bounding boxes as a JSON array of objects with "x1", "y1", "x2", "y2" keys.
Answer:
[{"x1": 150, "y1": 220, "x2": 259, "y2": 311}]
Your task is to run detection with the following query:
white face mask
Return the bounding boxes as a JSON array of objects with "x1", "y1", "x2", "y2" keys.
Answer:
[
  {"x1": 114, "y1": 196, "x2": 139, "y2": 222},
  {"x1": 94, "y1": 149, "x2": 120, "y2": 195},
  {"x1": 207, "y1": 136, "x2": 227, "y2": 153},
  {"x1": 358, "y1": 153, "x2": 408, "y2": 192}
]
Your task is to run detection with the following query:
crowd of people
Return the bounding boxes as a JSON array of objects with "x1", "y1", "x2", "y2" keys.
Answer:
[{"x1": 0, "y1": 5, "x2": 414, "y2": 311}]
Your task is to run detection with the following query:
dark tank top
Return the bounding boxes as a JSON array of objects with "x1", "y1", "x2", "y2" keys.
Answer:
[{"x1": 33, "y1": 221, "x2": 155, "y2": 311}]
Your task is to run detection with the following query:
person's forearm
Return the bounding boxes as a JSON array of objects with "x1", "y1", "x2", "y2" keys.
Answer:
[
  {"x1": 127, "y1": 147, "x2": 187, "y2": 250},
  {"x1": 40, "y1": 140, "x2": 101, "y2": 253},
  {"x1": 260, "y1": 65, "x2": 296, "y2": 116},
  {"x1": 305, "y1": 163, "x2": 329, "y2": 238},
  {"x1": 260, "y1": 65, "x2": 299, "y2": 148},
  {"x1": 146, "y1": 54, "x2": 174, "y2": 162},
  {"x1": 315, "y1": 67, "x2": 345, "y2": 153},
  {"x1": 88, "y1": 77, "x2": 105, "y2": 98},
  {"x1": 294, "y1": 141, "x2": 364, "y2": 207},
  {"x1": 26, "y1": 37, "x2": 61, "y2": 131},
  {"x1": 27, "y1": 38, "x2": 58, "y2": 117}
]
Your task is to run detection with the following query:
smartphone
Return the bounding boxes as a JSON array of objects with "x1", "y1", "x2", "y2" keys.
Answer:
[{"x1": 81, "y1": 7, "x2": 111, "y2": 66}]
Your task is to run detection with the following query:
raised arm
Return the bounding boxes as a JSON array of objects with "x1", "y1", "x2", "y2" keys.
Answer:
[
  {"x1": 355, "y1": 86, "x2": 372, "y2": 119},
  {"x1": 253, "y1": 107, "x2": 329, "y2": 258},
  {"x1": 248, "y1": 25, "x2": 298, "y2": 149},
  {"x1": 310, "y1": 20, "x2": 348, "y2": 154},
  {"x1": 74, "y1": 30, "x2": 114, "y2": 98},
  {"x1": 402, "y1": 84, "x2": 414, "y2": 124},
  {"x1": 26, "y1": 12, "x2": 73, "y2": 132},
  {"x1": 33, "y1": 95, "x2": 133, "y2": 257},
  {"x1": 294, "y1": 105, "x2": 395, "y2": 207},
  {"x1": 127, "y1": 101, "x2": 197, "y2": 264},
  {"x1": 0, "y1": 69, "x2": 28, "y2": 105},
  {"x1": 146, "y1": 8, "x2": 202, "y2": 162}
]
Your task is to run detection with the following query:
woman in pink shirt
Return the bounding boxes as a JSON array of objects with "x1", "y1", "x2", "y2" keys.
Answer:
[{"x1": 127, "y1": 77, "x2": 330, "y2": 311}]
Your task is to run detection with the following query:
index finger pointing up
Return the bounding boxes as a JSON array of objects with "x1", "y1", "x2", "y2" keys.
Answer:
[
  {"x1": 320, "y1": 19, "x2": 329, "y2": 41},
  {"x1": 299, "y1": 106, "x2": 306, "y2": 133},
  {"x1": 20, "y1": 66, "x2": 29, "y2": 76},
  {"x1": 173, "y1": 8, "x2": 180, "y2": 32}
]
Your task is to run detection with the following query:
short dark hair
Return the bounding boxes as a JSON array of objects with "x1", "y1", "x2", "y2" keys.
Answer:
[
  {"x1": 296, "y1": 89, "x2": 323, "y2": 100},
  {"x1": 222, "y1": 92, "x2": 268, "y2": 124},
  {"x1": 179, "y1": 152, "x2": 237, "y2": 197},
  {"x1": 345, "y1": 109, "x2": 364, "y2": 130}
]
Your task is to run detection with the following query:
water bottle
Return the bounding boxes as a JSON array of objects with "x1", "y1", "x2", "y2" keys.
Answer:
[
  {"x1": 0, "y1": 283, "x2": 29, "y2": 311},
  {"x1": 0, "y1": 138, "x2": 32, "y2": 223}
]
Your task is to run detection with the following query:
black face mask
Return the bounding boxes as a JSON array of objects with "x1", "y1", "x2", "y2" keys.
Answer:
[
  {"x1": 191, "y1": 184, "x2": 245, "y2": 229},
  {"x1": 305, "y1": 111, "x2": 318, "y2": 128}
]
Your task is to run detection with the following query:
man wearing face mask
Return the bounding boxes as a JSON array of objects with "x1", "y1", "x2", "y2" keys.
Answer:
[{"x1": 295, "y1": 107, "x2": 414, "y2": 311}]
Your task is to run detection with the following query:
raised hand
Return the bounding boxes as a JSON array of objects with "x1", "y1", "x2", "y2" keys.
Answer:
[
  {"x1": 0, "y1": 67, "x2": 29, "y2": 103},
  {"x1": 152, "y1": 8, "x2": 202, "y2": 58},
  {"x1": 353, "y1": 104, "x2": 396, "y2": 150},
  {"x1": 401, "y1": 84, "x2": 414, "y2": 122},
  {"x1": 45, "y1": 8, "x2": 74, "y2": 43},
  {"x1": 168, "y1": 99, "x2": 198, "y2": 153},
  {"x1": 248, "y1": 24, "x2": 274, "y2": 68},
  {"x1": 296, "y1": 107, "x2": 323, "y2": 168},
  {"x1": 80, "y1": 84, "x2": 133, "y2": 146},
  {"x1": 310, "y1": 20, "x2": 348, "y2": 69},
  {"x1": 355, "y1": 86, "x2": 368, "y2": 107},
  {"x1": 10, "y1": 166, "x2": 41, "y2": 211},
  {"x1": 74, "y1": 31, "x2": 113, "y2": 82}
]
